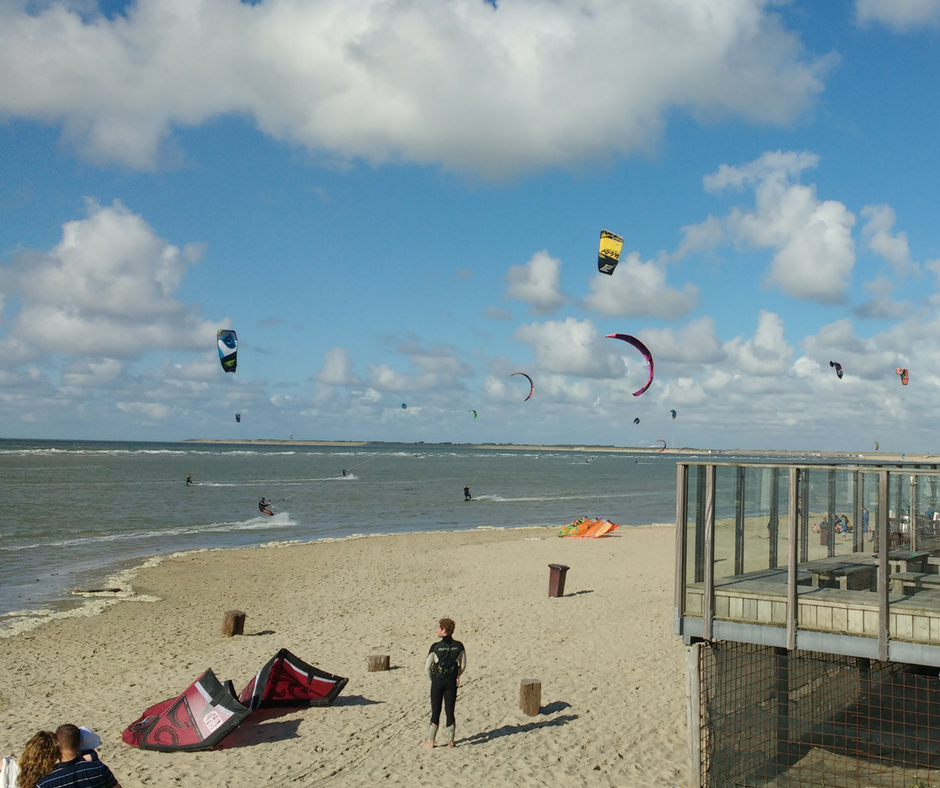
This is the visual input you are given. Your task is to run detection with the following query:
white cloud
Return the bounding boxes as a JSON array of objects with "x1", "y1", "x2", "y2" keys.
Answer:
[
  {"x1": 639, "y1": 317, "x2": 725, "y2": 364},
  {"x1": 706, "y1": 151, "x2": 856, "y2": 303},
  {"x1": 116, "y1": 401, "x2": 171, "y2": 420},
  {"x1": 61, "y1": 358, "x2": 123, "y2": 388},
  {"x1": 0, "y1": 199, "x2": 221, "y2": 362},
  {"x1": 801, "y1": 318, "x2": 898, "y2": 378},
  {"x1": 506, "y1": 250, "x2": 566, "y2": 314},
  {"x1": 860, "y1": 204, "x2": 917, "y2": 276},
  {"x1": 316, "y1": 347, "x2": 361, "y2": 385},
  {"x1": 723, "y1": 310, "x2": 793, "y2": 376},
  {"x1": 856, "y1": 0, "x2": 940, "y2": 30},
  {"x1": 514, "y1": 317, "x2": 622, "y2": 378},
  {"x1": 852, "y1": 277, "x2": 912, "y2": 320},
  {"x1": 672, "y1": 215, "x2": 724, "y2": 261},
  {"x1": 582, "y1": 252, "x2": 698, "y2": 318},
  {"x1": 0, "y1": 0, "x2": 828, "y2": 174}
]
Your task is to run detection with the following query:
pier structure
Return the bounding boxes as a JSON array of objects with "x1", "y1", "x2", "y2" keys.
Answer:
[{"x1": 676, "y1": 461, "x2": 940, "y2": 788}]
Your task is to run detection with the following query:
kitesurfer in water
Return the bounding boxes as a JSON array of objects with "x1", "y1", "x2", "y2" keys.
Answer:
[
  {"x1": 463, "y1": 485, "x2": 471, "y2": 501},
  {"x1": 259, "y1": 498, "x2": 274, "y2": 516},
  {"x1": 342, "y1": 469, "x2": 347, "y2": 477},
  {"x1": 423, "y1": 618, "x2": 466, "y2": 749},
  {"x1": 186, "y1": 474, "x2": 193, "y2": 486}
]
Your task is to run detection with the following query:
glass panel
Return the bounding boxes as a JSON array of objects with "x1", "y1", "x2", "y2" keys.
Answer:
[
  {"x1": 916, "y1": 470, "x2": 940, "y2": 552},
  {"x1": 713, "y1": 465, "x2": 739, "y2": 582},
  {"x1": 685, "y1": 464, "x2": 706, "y2": 618},
  {"x1": 742, "y1": 466, "x2": 786, "y2": 575}
]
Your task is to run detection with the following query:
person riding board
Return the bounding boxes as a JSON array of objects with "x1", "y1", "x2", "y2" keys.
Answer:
[
  {"x1": 259, "y1": 498, "x2": 274, "y2": 516},
  {"x1": 186, "y1": 474, "x2": 193, "y2": 485},
  {"x1": 463, "y1": 485, "x2": 471, "y2": 501}
]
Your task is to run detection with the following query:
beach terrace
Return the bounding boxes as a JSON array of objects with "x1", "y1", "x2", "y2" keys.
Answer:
[{"x1": 675, "y1": 461, "x2": 940, "y2": 788}]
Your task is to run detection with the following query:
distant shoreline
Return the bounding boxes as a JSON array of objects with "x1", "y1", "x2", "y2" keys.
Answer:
[{"x1": 182, "y1": 439, "x2": 937, "y2": 462}]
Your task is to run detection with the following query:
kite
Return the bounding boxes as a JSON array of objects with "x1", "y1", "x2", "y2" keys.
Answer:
[
  {"x1": 558, "y1": 518, "x2": 620, "y2": 538},
  {"x1": 633, "y1": 417, "x2": 640, "y2": 425},
  {"x1": 896, "y1": 368, "x2": 909, "y2": 385},
  {"x1": 670, "y1": 409, "x2": 677, "y2": 420},
  {"x1": 829, "y1": 361, "x2": 844, "y2": 379},
  {"x1": 873, "y1": 440, "x2": 879, "y2": 451},
  {"x1": 401, "y1": 403, "x2": 407, "y2": 409},
  {"x1": 123, "y1": 650, "x2": 348, "y2": 753},
  {"x1": 217, "y1": 330, "x2": 237, "y2": 373},
  {"x1": 657, "y1": 439, "x2": 666, "y2": 452},
  {"x1": 597, "y1": 230, "x2": 624, "y2": 276},
  {"x1": 469, "y1": 409, "x2": 478, "y2": 420},
  {"x1": 511, "y1": 372, "x2": 535, "y2": 401},
  {"x1": 235, "y1": 413, "x2": 241, "y2": 423},
  {"x1": 606, "y1": 334, "x2": 654, "y2": 396}
]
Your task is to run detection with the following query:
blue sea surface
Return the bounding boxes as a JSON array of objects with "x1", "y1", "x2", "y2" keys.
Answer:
[{"x1": 0, "y1": 440, "x2": 679, "y2": 625}]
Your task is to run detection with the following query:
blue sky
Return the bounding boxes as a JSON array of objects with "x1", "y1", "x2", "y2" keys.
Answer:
[{"x1": 2, "y1": 0, "x2": 940, "y2": 452}]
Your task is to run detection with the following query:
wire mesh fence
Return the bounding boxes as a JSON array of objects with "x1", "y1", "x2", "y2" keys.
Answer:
[{"x1": 694, "y1": 640, "x2": 940, "y2": 788}]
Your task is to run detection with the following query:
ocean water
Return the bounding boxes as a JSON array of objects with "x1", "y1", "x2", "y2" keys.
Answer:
[{"x1": 0, "y1": 439, "x2": 679, "y2": 629}]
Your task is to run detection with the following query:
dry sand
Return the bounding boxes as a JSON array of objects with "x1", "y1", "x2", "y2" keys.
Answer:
[{"x1": 0, "y1": 525, "x2": 687, "y2": 788}]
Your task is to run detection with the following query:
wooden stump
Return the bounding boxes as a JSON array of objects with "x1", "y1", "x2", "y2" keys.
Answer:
[
  {"x1": 222, "y1": 610, "x2": 246, "y2": 637},
  {"x1": 367, "y1": 654, "x2": 391, "y2": 672},
  {"x1": 520, "y1": 679, "x2": 541, "y2": 716}
]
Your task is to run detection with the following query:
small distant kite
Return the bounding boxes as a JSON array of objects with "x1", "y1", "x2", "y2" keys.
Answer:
[
  {"x1": 401, "y1": 403, "x2": 407, "y2": 409},
  {"x1": 597, "y1": 230, "x2": 624, "y2": 276},
  {"x1": 896, "y1": 368, "x2": 909, "y2": 385},
  {"x1": 633, "y1": 417, "x2": 640, "y2": 425},
  {"x1": 829, "y1": 361, "x2": 844, "y2": 379},
  {"x1": 670, "y1": 409, "x2": 677, "y2": 420},
  {"x1": 873, "y1": 440, "x2": 879, "y2": 451},
  {"x1": 469, "y1": 409, "x2": 478, "y2": 420},
  {"x1": 235, "y1": 413, "x2": 241, "y2": 423},
  {"x1": 217, "y1": 330, "x2": 237, "y2": 373},
  {"x1": 511, "y1": 372, "x2": 535, "y2": 401},
  {"x1": 657, "y1": 439, "x2": 666, "y2": 452},
  {"x1": 606, "y1": 334, "x2": 654, "y2": 396}
]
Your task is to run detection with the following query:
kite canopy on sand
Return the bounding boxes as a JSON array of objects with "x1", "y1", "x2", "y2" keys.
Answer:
[
  {"x1": 123, "y1": 649, "x2": 348, "y2": 752},
  {"x1": 597, "y1": 230, "x2": 624, "y2": 275},
  {"x1": 558, "y1": 517, "x2": 621, "y2": 538},
  {"x1": 217, "y1": 330, "x2": 237, "y2": 373},
  {"x1": 511, "y1": 372, "x2": 534, "y2": 401},
  {"x1": 606, "y1": 333, "x2": 654, "y2": 396}
]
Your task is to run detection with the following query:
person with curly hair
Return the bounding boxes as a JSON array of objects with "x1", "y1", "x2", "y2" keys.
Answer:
[{"x1": 15, "y1": 731, "x2": 59, "y2": 788}]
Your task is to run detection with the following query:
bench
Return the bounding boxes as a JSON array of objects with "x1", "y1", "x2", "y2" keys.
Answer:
[{"x1": 888, "y1": 571, "x2": 940, "y2": 595}]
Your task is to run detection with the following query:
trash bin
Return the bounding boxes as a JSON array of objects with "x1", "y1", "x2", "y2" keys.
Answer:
[
  {"x1": 548, "y1": 564, "x2": 569, "y2": 598},
  {"x1": 820, "y1": 523, "x2": 830, "y2": 546}
]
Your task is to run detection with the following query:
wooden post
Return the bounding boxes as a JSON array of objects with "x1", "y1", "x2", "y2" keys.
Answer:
[
  {"x1": 367, "y1": 654, "x2": 390, "y2": 672},
  {"x1": 222, "y1": 610, "x2": 246, "y2": 637},
  {"x1": 519, "y1": 679, "x2": 541, "y2": 716}
]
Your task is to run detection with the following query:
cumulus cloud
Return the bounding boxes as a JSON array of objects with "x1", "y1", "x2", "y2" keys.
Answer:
[
  {"x1": 852, "y1": 277, "x2": 912, "y2": 320},
  {"x1": 856, "y1": 0, "x2": 940, "y2": 30},
  {"x1": 506, "y1": 250, "x2": 566, "y2": 314},
  {"x1": 801, "y1": 318, "x2": 898, "y2": 378},
  {"x1": 316, "y1": 347, "x2": 361, "y2": 386},
  {"x1": 583, "y1": 251, "x2": 698, "y2": 318},
  {"x1": 0, "y1": 199, "x2": 221, "y2": 362},
  {"x1": 705, "y1": 151, "x2": 856, "y2": 303},
  {"x1": 514, "y1": 317, "x2": 622, "y2": 378},
  {"x1": 0, "y1": 0, "x2": 828, "y2": 174},
  {"x1": 365, "y1": 338, "x2": 471, "y2": 392},
  {"x1": 860, "y1": 204, "x2": 917, "y2": 276},
  {"x1": 723, "y1": 310, "x2": 793, "y2": 376},
  {"x1": 639, "y1": 317, "x2": 725, "y2": 364}
]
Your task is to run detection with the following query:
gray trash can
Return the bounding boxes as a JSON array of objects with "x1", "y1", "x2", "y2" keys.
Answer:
[{"x1": 548, "y1": 564, "x2": 569, "y2": 597}]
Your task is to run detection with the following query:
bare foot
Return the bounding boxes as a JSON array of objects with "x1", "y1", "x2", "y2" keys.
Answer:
[
  {"x1": 447, "y1": 742, "x2": 455, "y2": 748},
  {"x1": 422, "y1": 741, "x2": 434, "y2": 749}
]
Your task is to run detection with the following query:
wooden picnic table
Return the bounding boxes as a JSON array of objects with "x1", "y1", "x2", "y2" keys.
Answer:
[{"x1": 801, "y1": 556, "x2": 877, "y2": 591}]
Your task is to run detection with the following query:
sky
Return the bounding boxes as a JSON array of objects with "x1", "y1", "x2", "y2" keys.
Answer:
[{"x1": 2, "y1": 0, "x2": 940, "y2": 452}]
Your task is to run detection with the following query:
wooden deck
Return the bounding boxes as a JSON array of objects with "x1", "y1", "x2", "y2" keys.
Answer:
[{"x1": 685, "y1": 559, "x2": 940, "y2": 644}]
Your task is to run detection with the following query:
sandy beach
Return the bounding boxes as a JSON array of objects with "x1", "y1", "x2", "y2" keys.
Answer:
[{"x1": 0, "y1": 525, "x2": 687, "y2": 788}]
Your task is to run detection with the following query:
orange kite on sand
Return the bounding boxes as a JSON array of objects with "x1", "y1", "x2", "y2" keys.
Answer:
[{"x1": 557, "y1": 518, "x2": 621, "y2": 538}]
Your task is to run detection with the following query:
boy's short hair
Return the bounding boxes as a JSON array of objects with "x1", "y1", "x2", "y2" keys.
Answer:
[
  {"x1": 55, "y1": 724, "x2": 81, "y2": 752},
  {"x1": 439, "y1": 617, "x2": 455, "y2": 636}
]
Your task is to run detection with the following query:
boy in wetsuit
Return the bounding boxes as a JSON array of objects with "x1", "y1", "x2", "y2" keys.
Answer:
[
  {"x1": 423, "y1": 617, "x2": 466, "y2": 748},
  {"x1": 259, "y1": 498, "x2": 273, "y2": 515},
  {"x1": 463, "y1": 485, "x2": 471, "y2": 501}
]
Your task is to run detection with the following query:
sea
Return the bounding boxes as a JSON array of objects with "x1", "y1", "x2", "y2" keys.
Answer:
[{"x1": 0, "y1": 439, "x2": 684, "y2": 634}]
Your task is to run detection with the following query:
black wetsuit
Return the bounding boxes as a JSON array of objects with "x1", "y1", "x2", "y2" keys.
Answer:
[
  {"x1": 427, "y1": 636, "x2": 465, "y2": 729},
  {"x1": 464, "y1": 486, "x2": 471, "y2": 501},
  {"x1": 259, "y1": 499, "x2": 271, "y2": 514}
]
